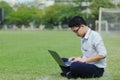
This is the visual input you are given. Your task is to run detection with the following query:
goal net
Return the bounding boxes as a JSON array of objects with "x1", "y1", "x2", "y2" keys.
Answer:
[{"x1": 96, "y1": 8, "x2": 120, "y2": 33}]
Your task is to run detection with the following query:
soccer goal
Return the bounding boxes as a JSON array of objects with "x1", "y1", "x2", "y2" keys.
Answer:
[{"x1": 96, "y1": 8, "x2": 120, "y2": 33}]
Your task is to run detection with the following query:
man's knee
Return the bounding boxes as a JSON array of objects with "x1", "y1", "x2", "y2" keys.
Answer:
[
  {"x1": 61, "y1": 58, "x2": 68, "y2": 62},
  {"x1": 70, "y1": 62, "x2": 83, "y2": 72}
]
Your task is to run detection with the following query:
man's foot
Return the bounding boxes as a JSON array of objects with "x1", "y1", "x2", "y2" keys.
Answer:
[
  {"x1": 66, "y1": 72, "x2": 78, "y2": 79},
  {"x1": 66, "y1": 72, "x2": 73, "y2": 79},
  {"x1": 60, "y1": 72, "x2": 66, "y2": 77}
]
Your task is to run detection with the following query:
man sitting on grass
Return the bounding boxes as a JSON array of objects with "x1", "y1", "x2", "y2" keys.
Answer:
[{"x1": 60, "y1": 16, "x2": 107, "y2": 79}]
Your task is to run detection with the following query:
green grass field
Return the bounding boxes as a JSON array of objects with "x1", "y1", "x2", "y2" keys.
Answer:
[{"x1": 0, "y1": 30, "x2": 120, "y2": 80}]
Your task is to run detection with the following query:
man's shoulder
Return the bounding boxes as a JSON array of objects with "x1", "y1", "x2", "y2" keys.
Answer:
[
  {"x1": 90, "y1": 30, "x2": 102, "y2": 40},
  {"x1": 91, "y1": 30, "x2": 101, "y2": 36}
]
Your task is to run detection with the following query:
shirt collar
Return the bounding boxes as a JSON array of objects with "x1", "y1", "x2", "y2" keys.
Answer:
[{"x1": 83, "y1": 28, "x2": 91, "y2": 39}]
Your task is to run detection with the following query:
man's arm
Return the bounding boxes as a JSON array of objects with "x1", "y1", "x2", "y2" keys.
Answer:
[
  {"x1": 69, "y1": 55, "x2": 83, "y2": 61},
  {"x1": 72, "y1": 54, "x2": 106, "y2": 63},
  {"x1": 83, "y1": 54, "x2": 106, "y2": 62}
]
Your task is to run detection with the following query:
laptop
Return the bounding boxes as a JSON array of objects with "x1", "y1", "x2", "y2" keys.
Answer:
[{"x1": 48, "y1": 50, "x2": 72, "y2": 67}]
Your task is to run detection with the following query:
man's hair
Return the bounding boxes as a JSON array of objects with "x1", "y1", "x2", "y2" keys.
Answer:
[{"x1": 68, "y1": 16, "x2": 87, "y2": 28}]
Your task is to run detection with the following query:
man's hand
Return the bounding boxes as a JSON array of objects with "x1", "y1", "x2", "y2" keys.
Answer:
[
  {"x1": 69, "y1": 57, "x2": 86, "y2": 63},
  {"x1": 72, "y1": 57, "x2": 86, "y2": 62},
  {"x1": 69, "y1": 57, "x2": 76, "y2": 61},
  {"x1": 69, "y1": 54, "x2": 106, "y2": 63}
]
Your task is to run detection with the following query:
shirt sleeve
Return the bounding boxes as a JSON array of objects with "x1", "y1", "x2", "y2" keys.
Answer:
[{"x1": 94, "y1": 33, "x2": 107, "y2": 57}]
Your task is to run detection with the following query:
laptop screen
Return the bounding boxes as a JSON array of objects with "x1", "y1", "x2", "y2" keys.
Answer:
[{"x1": 48, "y1": 50, "x2": 67, "y2": 67}]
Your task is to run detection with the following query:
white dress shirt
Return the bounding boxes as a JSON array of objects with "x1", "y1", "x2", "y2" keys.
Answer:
[{"x1": 81, "y1": 28, "x2": 107, "y2": 68}]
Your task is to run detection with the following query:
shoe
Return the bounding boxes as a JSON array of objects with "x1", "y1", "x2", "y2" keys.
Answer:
[
  {"x1": 60, "y1": 72, "x2": 66, "y2": 77},
  {"x1": 66, "y1": 72, "x2": 78, "y2": 79},
  {"x1": 66, "y1": 72, "x2": 73, "y2": 79}
]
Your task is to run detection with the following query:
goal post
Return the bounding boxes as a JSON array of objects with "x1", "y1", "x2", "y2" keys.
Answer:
[
  {"x1": 96, "y1": 20, "x2": 108, "y2": 32},
  {"x1": 97, "y1": 7, "x2": 120, "y2": 32}
]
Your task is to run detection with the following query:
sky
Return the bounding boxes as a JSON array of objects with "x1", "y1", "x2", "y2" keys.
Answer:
[
  {"x1": 1, "y1": 0, "x2": 34, "y2": 6},
  {"x1": 1, "y1": 0, "x2": 55, "y2": 7},
  {"x1": 15, "y1": 0, "x2": 34, "y2": 3}
]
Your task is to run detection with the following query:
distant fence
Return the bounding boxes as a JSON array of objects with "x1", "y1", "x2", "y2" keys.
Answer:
[{"x1": 1, "y1": 24, "x2": 70, "y2": 30}]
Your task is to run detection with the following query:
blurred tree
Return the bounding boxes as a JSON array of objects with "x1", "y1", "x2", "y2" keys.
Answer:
[
  {"x1": 33, "y1": 8, "x2": 45, "y2": 27},
  {"x1": 7, "y1": 4, "x2": 33, "y2": 26},
  {"x1": 87, "y1": 0, "x2": 116, "y2": 29},
  {"x1": 2, "y1": 0, "x2": 118, "y2": 29},
  {"x1": 89, "y1": 0, "x2": 115, "y2": 20},
  {"x1": 0, "y1": 1, "x2": 13, "y2": 16},
  {"x1": 0, "y1": 1, "x2": 13, "y2": 23},
  {"x1": 45, "y1": 0, "x2": 116, "y2": 29},
  {"x1": 45, "y1": 3, "x2": 82, "y2": 28},
  {"x1": 7, "y1": 3, "x2": 44, "y2": 27}
]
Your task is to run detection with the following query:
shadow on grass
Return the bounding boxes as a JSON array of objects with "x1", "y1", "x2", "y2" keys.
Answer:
[
  {"x1": 36, "y1": 69, "x2": 113, "y2": 80},
  {"x1": 36, "y1": 73, "x2": 67, "y2": 80}
]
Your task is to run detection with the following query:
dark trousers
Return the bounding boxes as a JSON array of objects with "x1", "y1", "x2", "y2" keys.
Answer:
[{"x1": 60, "y1": 58, "x2": 104, "y2": 78}]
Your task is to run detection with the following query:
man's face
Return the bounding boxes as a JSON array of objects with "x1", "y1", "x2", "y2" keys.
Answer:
[{"x1": 71, "y1": 25, "x2": 85, "y2": 37}]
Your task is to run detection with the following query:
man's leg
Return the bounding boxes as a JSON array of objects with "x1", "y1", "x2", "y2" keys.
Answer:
[
  {"x1": 59, "y1": 58, "x2": 70, "y2": 76},
  {"x1": 70, "y1": 62, "x2": 104, "y2": 78}
]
